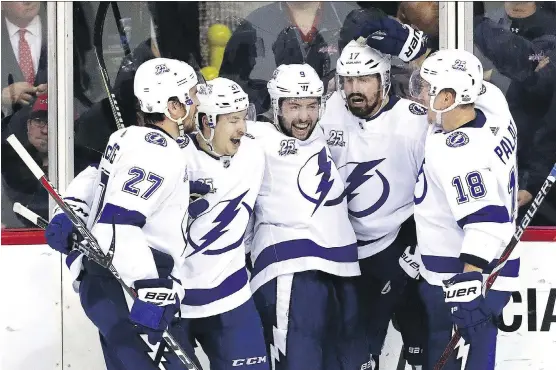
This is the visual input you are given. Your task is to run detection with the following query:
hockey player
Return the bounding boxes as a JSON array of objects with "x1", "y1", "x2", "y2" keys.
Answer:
[
  {"x1": 411, "y1": 49, "x2": 518, "y2": 370},
  {"x1": 319, "y1": 40, "x2": 429, "y2": 368},
  {"x1": 171, "y1": 77, "x2": 269, "y2": 369},
  {"x1": 245, "y1": 64, "x2": 365, "y2": 370},
  {"x1": 45, "y1": 57, "x2": 201, "y2": 369}
]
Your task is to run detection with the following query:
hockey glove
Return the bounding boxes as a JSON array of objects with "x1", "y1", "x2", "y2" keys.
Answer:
[
  {"x1": 355, "y1": 17, "x2": 427, "y2": 62},
  {"x1": 45, "y1": 199, "x2": 90, "y2": 255},
  {"x1": 189, "y1": 180, "x2": 212, "y2": 201},
  {"x1": 442, "y1": 271, "x2": 493, "y2": 342},
  {"x1": 188, "y1": 180, "x2": 212, "y2": 219},
  {"x1": 399, "y1": 245, "x2": 421, "y2": 279},
  {"x1": 129, "y1": 277, "x2": 185, "y2": 345}
]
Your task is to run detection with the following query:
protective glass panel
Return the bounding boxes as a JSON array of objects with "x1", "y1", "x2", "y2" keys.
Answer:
[
  {"x1": 473, "y1": 1, "x2": 556, "y2": 226},
  {"x1": 1, "y1": 2, "x2": 50, "y2": 229}
]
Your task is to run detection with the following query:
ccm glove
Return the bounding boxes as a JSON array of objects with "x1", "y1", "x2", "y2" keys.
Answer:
[
  {"x1": 442, "y1": 271, "x2": 493, "y2": 342},
  {"x1": 129, "y1": 278, "x2": 185, "y2": 345},
  {"x1": 45, "y1": 199, "x2": 90, "y2": 255},
  {"x1": 356, "y1": 17, "x2": 427, "y2": 62}
]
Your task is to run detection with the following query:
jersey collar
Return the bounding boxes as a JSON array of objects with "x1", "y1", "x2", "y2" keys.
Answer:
[
  {"x1": 459, "y1": 109, "x2": 487, "y2": 129},
  {"x1": 145, "y1": 123, "x2": 174, "y2": 139}
]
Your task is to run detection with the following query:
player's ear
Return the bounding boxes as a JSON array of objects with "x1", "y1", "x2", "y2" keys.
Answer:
[
  {"x1": 447, "y1": 90, "x2": 454, "y2": 104},
  {"x1": 201, "y1": 114, "x2": 210, "y2": 131},
  {"x1": 167, "y1": 98, "x2": 183, "y2": 115}
]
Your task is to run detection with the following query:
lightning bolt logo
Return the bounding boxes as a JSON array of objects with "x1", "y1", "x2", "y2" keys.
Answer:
[
  {"x1": 139, "y1": 333, "x2": 173, "y2": 370},
  {"x1": 313, "y1": 148, "x2": 334, "y2": 215},
  {"x1": 453, "y1": 327, "x2": 469, "y2": 370},
  {"x1": 270, "y1": 326, "x2": 287, "y2": 370},
  {"x1": 344, "y1": 159, "x2": 383, "y2": 203},
  {"x1": 297, "y1": 148, "x2": 337, "y2": 215},
  {"x1": 188, "y1": 190, "x2": 249, "y2": 257},
  {"x1": 326, "y1": 159, "x2": 390, "y2": 218}
]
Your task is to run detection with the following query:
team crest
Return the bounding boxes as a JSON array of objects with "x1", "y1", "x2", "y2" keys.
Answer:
[
  {"x1": 297, "y1": 147, "x2": 341, "y2": 215},
  {"x1": 176, "y1": 135, "x2": 190, "y2": 148},
  {"x1": 446, "y1": 131, "x2": 469, "y2": 148},
  {"x1": 479, "y1": 84, "x2": 486, "y2": 96},
  {"x1": 409, "y1": 103, "x2": 427, "y2": 115},
  {"x1": 186, "y1": 190, "x2": 252, "y2": 257},
  {"x1": 145, "y1": 132, "x2": 168, "y2": 147},
  {"x1": 327, "y1": 158, "x2": 390, "y2": 218}
]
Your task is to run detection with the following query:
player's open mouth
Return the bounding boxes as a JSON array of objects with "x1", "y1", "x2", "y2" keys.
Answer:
[
  {"x1": 293, "y1": 122, "x2": 310, "y2": 130},
  {"x1": 230, "y1": 138, "x2": 241, "y2": 145},
  {"x1": 350, "y1": 97, "x2": 365, "y2": 106}
]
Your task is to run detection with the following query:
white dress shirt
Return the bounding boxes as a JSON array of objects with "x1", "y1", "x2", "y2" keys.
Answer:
[{"x1": 5, "y1": 15, "x2": 42, "y2": 74}]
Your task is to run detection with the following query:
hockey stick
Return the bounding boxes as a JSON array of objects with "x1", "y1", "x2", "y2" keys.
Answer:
[
  {"x1": 13, "y1": 202, "x2": 48, "y2": 229},
  {"x1": 94, "y1": 2, "x2": 125, "y2": 130},
  {"x1": 434, "y1": 163, "x2": 556, "y2": 370},
  {"x1": 6, "y1": 135, "x2": 200, "y2": 370},
  {"x1": 110, "y1": 2, "x2": 132, "y2": 57}
]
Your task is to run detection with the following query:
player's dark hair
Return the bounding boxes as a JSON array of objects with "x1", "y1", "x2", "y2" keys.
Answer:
[
  {"x1": 142, "y1": 96, "x2": 180, "y2": 126},
  {"x1": 196, "y1": 112, "x2": 223, "y2": 132}
]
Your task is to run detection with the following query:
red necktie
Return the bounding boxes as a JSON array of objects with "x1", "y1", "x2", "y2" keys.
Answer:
[{"x1": 18, "y1": 29, "x2": 35, "y2": 85}]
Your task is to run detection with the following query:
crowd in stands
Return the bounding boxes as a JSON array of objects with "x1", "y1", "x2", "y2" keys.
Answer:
[{"x1": 2, "y1": 1, "x2": 555, "y2": 229}]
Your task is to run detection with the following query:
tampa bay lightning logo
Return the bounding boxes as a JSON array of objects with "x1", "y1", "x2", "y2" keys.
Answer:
[
  {"x1": 176, "y1": 135, "x2": 190, "y2": 148},
  {"x1": 297, "y1": 147, "x2": 339, "y2": 215},
  {"x1": 327, "y1": 159, "x2": 390, "y2": 218},
  {"x1": 446, "y1": 131, "x2": 469, "y2": 148},
  {"x1": 145, "y1": 132, "x2": 168, "y2": 147},
  {"x1": 186, "y1": 190, "x2": 252, "y2": 256},
  {"x1": 409, "y1": 103, "x2": 427, "y2": 115}
]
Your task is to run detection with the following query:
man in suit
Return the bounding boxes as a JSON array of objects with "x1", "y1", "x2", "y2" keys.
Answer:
[{"x1": 1, "y1": 2, "x2": 47, "y2": 116}]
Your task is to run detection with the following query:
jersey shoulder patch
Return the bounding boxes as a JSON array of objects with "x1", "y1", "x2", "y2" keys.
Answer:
[
  {"x1": 479, "y1": 84, "x2": 487, "y2": 96},
  {"x1": 409, "y1": 102, "x2": 427, "y2": 115},
  {"x1": 145, "y1": 131, "x2": 168, "y2": 147},
  {"x1": 176, "y1": 135, "x2": 190, "y2": 148},
  {"x1": 445, "y1": 131, "x2": 469, "y2": 148}
]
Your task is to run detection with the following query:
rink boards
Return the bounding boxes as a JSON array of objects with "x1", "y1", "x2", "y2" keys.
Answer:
[{"x1": 0, "y1": 240, "x2": 554, "y2": 370}]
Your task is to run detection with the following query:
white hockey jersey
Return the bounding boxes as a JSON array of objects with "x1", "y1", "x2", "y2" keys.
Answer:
[
  {"x1": 414, "y1": 107, "x2": 519, "y2": 291},
  {"x1": 246, "y1": 121, "x2": 360, "y2": 293},
  {"x1": 178, "y1": 133, "x2": 265, "y2": 318},
  {"x1": 81, "y1": 125, "x2": 191, "y2": 288},
  {"x1": 320, "y1": 91, "x2": 429, "y2": 259},
  {"x1": 476, "y1": 81, "x2": 513, "y2": 123}
]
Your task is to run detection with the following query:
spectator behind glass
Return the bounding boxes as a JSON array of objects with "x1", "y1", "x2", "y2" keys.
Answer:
[
  {"x1": 220, "y1": 1, "x2": 360, "y2": 116},
  {"x1": 1, "y1": 94, "x2": 49, "y2": 228},
  {"x1": 474, "y1": 2, "x2": 556, "y2": 224},
  {"x1": 1, "y1": 2, "x2": 47, "y2": 117},
  {"x1": 73, "y1": 3, "x2": 202, "y2": 170}
]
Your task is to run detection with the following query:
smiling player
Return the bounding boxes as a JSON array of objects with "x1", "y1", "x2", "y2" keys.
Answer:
[{"x1": 245, "y1": 63, "x2": 366, "y2": 370}]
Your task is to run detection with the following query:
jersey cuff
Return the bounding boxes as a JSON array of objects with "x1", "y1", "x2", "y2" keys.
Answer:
[
  {"x1": 459, "y1": 228, "x2": 503, "y2": 269},
  {"x1": 98, "y1": 203, "x2": 147, "y2": 227},
  {"x1": 459, "y1": 253, "x2": 489, "y2": 270}
]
